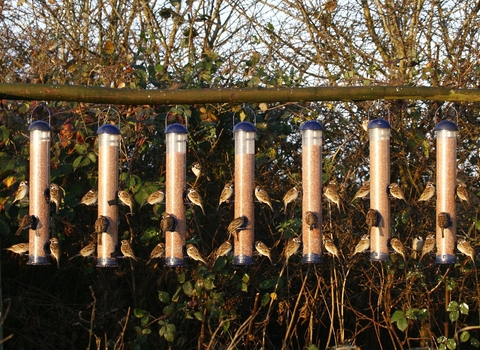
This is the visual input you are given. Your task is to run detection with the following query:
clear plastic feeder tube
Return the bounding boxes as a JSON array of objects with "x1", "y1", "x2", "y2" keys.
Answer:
[
  {"x1": 300, "y1": 120, "x2": 323, "y2": 263},
  {"x1": 233, "y1": 122, "x2": 256, "y2": 265},
  {"x1": 369, "y1": 119, "x2": 391, "y2": 262},
  {"x1": 165, "y1": 124, "x2": 187, "y2": 267},
  {"x1": 435, "y1": 121, "x2": 458, "y2": 264},
  {"x1": 28, "y1": 121, "x2": 51, "y2": 265},
  {"x1": 97, "y1": 125, "x2": 121, "y2": 267}
]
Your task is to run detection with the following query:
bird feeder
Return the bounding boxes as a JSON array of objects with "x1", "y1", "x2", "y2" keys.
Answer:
[
  {"x1": 27, "y1": 121, "x2": 51, "y2": 265},
  {"x1": 233, "y1": 121, "x2": 256, "y2": 265},
  {"x1": 435, "y1": 120, "x2": 458, "y2": 264},
  {"x1": 369, "y1": 119, "x2": 391, "y2": 261},
  {"x1": 97, "y1": 124, "x2": 121, "y2": 267},
  {"x1": 300, "y1": 120, "x2": 323, "y2": 263},
  {"x1": 165, "y1": 124, "x2": 187, "y2": 267}
]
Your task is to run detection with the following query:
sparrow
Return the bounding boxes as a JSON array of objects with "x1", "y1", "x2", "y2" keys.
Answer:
[
  {"x1": 361, "y1": 119, "x2": 370, "y2": 132},
  {"x1": 305, "y1": 211, "x2": 318, "y2": 230},
  {"x1": 419, "y1": 234, "x2": 435, "y2": 261},
  {"x1": 5, "y1": 242, "x2": 29, "y2": 255},
  {"x1": 324, "y1": 182, "x2": 342, "y2": 212},
  {"x1": 255, "y1": 241, "x2": 273, "y2": 264},
  {"x1": 417, "y1": 182, "x2": 435, "y2": 202},
  {"x1": 187, "y1": 188, "x2": 205, "y2": 215},
  {"x1": 161, "y1": 213, "x2": 177, "y2": 234},
  {"x1": 120, "y1": 240, "x2": 138, "y2": 261},
  {"x1": 390, "y1": 238, "x2": 406, "y2": 260},
  {"x1": 227, "y1": 216, "x2": 247, "y2": 240},
  {"x1": 191, "y1": 162, "x2": 202, "y2": 179},
  {"x1": 366, "y1": 209, "x2": 379, "y2": 235},
  {"x1": 437, "y1": 212, "x2": 451, "y2": 238},
  {"x1": 351, "y1": 181, "x2": 370, "y2": 203},
  {"x1": 388, "y1": 183, "x2": 408, "y2": 203},
  {"x1": 323, "y1": 235, "x2": 340, "y2": 258},
  {"x1": 456, "y1": 238, "x2": 475, "y2": 262},
  {"x1": 456, "y1": 182, "x2": 470, "y2": 206},
  {"x1": 282, "y1": 186, "x2": 299, "y2": 214},
  {"x1": 411, "y1": 235, "x2": 424, "y2": 259},
  {"x1": 145, "y1": 190, "x2": 165, "y2": 206},
  {"x1": 77, "y1": 189, "x2": 98, "y2": 206},
  {"x1": 13, "y1": 180, "x2": 28, "y2": 204},
  {"x1": 69, "y1": 242, "x2": 96, "y2": 260},
  {"x1": 351, "y1": 234, "x2": 370, "y2": 256},
  {"x1": 255, "y1": 186, "x2": 274, "y2": 212},
  {"x1": 217, "y1": 183, "x2": 234, "y2": 209},
  {"x1": 50, "y1": 183, "x2": 64, "y2": 214},
  {"x1": 146, "y1": 243, "x2": 165, "y2": 264},
  {"x1": 94, "y1": 215, "x2": 109, "y2": 233},
  {"x1": 215, "y1": 241, "x2": 233, "y2": 260},
  {"x1": 49, "y1": 237, "x2": 61, "y2": 269},
  {"x1": 16, "y1": 215, "x2": 38, "y2": 236},
  {"x1": 186, "y1": 244, "x2": 207, "y2": 265},
  {"x1": 118, "y1": 190, "x2": 134, "y2": 215},
  {"x1": 284, "y1": 237, "x2": 301, "y2": 264}
]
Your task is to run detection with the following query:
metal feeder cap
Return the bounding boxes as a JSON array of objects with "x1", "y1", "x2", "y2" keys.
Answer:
[
  {"x1": 300, "y1": 120, "x2": 324, "y2": 131},
  {"x1": 368, "y1": 119, "x2": 391, "y2": 129},
  {"x1": 434, "y1": 120, "x2": 458, "y2": 131},
  {"x1": 233, "y1": 121, "x2": 256, "y2": 133},
  {"x1": 165, "y1": 123, "x2": 188, "y2": 134},
  {"x1": 97, "y1": 124, "x2": 121, "y2": 135},
  {"x1": 28, "y1": 120, "x2": 51, "y2": 131}
]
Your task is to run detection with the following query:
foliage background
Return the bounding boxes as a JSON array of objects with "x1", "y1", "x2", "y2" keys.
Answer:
[{"x1": 1, "y1": 0, "x2": 480, "y2": 349}]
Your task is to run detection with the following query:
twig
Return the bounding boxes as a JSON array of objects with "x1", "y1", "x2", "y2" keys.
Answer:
[{"x1": 282, "y1": 265, "x2": 310, "y2": 349}]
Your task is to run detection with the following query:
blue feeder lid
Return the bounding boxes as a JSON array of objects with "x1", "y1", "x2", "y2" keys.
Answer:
[
  {"x1": 97, "y1": 124, "x2": 121, "y2": 135},
  {"x1": 165, "y1": 123, "x2": 188, "y2": 134},
  {"x1": 28, "y1": 120, "x2": 51, "y2": 131},
  {"x1": 434, "y1": 120, "x2": 458, "y2": 131},
  {"x1": 233, "y1": 121, "x2": 256, "y2": 133},
  {"x1": 368, "y1": 119, "x2": 391, "y2": 129},
  {"x1": 300, "y1": 120, "x2": 324, "y2": 131}
]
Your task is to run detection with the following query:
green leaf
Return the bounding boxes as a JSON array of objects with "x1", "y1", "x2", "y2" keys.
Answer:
[
  {"x1": 262, "y1": 293, "x2": 270, "y2": 307},
  {"x1": 449, "y1": 309, "x2": 459, "y2": 322},
  {"x1": 140, "y1": 315, "x2": 149, "y2": 327},
  {"x1": 471, "y1": 337, "x2": 479, "y2": 347},
  {"x1": 391, "y1": 310, "x2": 408, "y2": 331},
  {"x1": 396, "y1": 317, "x2": 408, "y2": 332},
  {"x1": 447, "y1": 301, "x2": 459, "y2": 312},
  {"x1": 307, "y1": 345, "x2": 319, "y2": 350},
  {"x1": 390, "y1": 310, "x2": 405, "y2": 322},
  {"x1": 459, "y1": 302, "x2": 469, "y2": 315},
  {"x1": 446, "y1": 338, "x2": 457, "y2": 349},
  {"x1": 133, "y1": 308, "x2": 148, "y2": 318},
  {"x1": 242, "y1": 273, "x2": 250, "y2": 283},
  {"x1": 177, "y1": 271, "x2": 186, "y2": 284},
  {"x1": 158, "y1": 290, "x2": 170, "y2": 303},
  {"x1": 194, "y1": 311, "x2": 203, "y2": 321},
  {"x1": 203, "y1": 278, "x2": 215, "y2": 290},
  {"x1": 182, "y1": 281, "x2": 193, "y2": 297},
  {"x1": 163, "y1": 305, "x2": 174, "y2": 315},
  {"x1": 72, "y1": 155, "x2": 83, "y2": 170},
  {"x1": 460, "y1": 331, "x2": 470, "y2": 342}
]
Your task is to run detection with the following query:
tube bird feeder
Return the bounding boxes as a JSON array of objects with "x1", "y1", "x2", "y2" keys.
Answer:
[
  {"x1": 369, "y1": 119, "x2": 391, "y2": 261},
  {"x1": 435, "y1": 120, "x2": 458, "y2": 264},
  {"x1": 300, "y1": 120, "x2": 323, "y2": 263},
  {"x1": 97, "y1": 124, "x2": 121, "y2": 267},
  {"x1": 233, "y1": 121, "x2": 256, "y2": 265},
  {"x1": 27, "y1": 121, "x2": 51, "y2": 265},
  {"x1": 165, "y1": 124, "x2": 187, "y2": 267}
]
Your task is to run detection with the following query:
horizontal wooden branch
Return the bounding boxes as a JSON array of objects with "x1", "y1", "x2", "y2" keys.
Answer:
[{"x1": 1, "y1": 83, "x2": 479, "y2": 104}]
